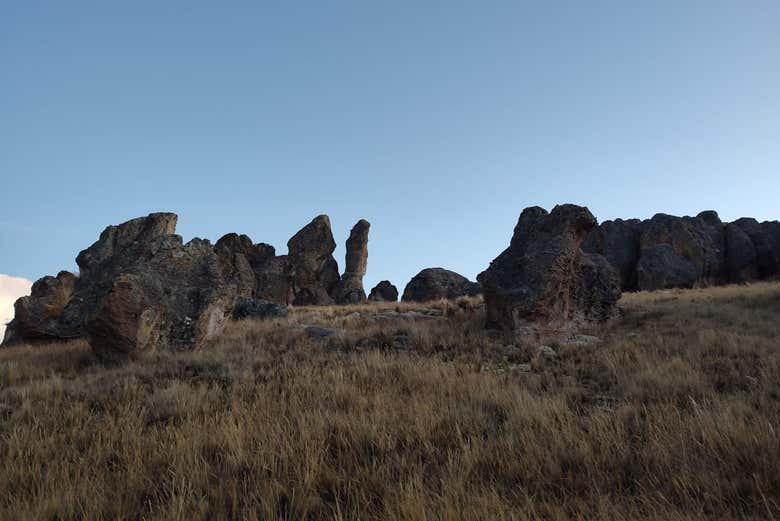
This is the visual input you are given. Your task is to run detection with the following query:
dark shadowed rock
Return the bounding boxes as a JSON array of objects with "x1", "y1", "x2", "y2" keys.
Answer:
[
  {"x1": 724, "y1": 223, "x2": 758, "y2": 282},
  {"x1": 401, "y1": 268, "x2": 481, "y2": 302},
  {"x1": 368, "y1": 280, "x2": 399, "y2": 302},
  {"x1": 574, "y1": 253, "x2": 622, "y2": 323},
  {"x1": 636, "y1": 244, "x2": 699, "y2": 291},
  {"x1": 3, "y1": 271, "x2": 80, "y2": 345},
  {"x1": 232, "y1": 298, "x2": 288, "y2": 320},
  {"x1": 332, "y1": 219, "x2": 370, "y2": 304},
  {"x1": 633, "y1": 212, "x2": 725, "y2": 290},
  {"x1": 287, "y1": 215, "x2": 339, "y2": 305},
  {"x1": 734, "y1": 218, "x2": 780, "y2": 279},
  {"x1": 583, "y1": 219, "x2": 642, "y2": 290},
  {"x1": 478, "y1": 204, "x2": 620, "y2": 339}
]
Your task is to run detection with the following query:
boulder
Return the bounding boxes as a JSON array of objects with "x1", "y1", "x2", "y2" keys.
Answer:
[
  {"x1": 287, "y1": 215, "x2": 339, "y2": 305},
  {"x1": 332, "y1": 219, "x2": 370, "y2": 304},
  {"x1": 401, "y1": 268, "x2": 481, "y2": 302},
  {"x1": 368, "y1": 280, "x2": 399, "y2": 302},
  {"x1": 232, "y1": 297, "x2": 288, "y2": 320},
  {"x1": 3, "y1": 271, "x2": 80, "y2": 345},
  {"x1": 477, "y1": 204, "x2": 620, "y2": 339},
  {"x1": 86, "y1": 235, "x2": 233, "y2": 361}
]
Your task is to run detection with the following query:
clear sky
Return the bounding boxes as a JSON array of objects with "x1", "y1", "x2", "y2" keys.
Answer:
[{"x1": 1, "y1": 1, "x2": 778, "y2": 294}]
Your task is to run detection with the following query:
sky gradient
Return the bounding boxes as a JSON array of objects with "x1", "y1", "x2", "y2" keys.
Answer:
[{"x1": 2, "y1": 1, "x2": 779, "y2": 296}]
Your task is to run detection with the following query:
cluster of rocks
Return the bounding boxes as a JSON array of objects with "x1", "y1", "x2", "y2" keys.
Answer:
[
  {"x1": 583, "y1": 211, "x2": 780, "y2": 291},
  {"x1": 478, "y1": 205, "x2": 621, "y2": 341},
  {"x1": 2, "y1": 213, "x2": 372, "y2": 360},
  {"x1": 6, "y1": 205, "x2": 775, "y2": 358}
]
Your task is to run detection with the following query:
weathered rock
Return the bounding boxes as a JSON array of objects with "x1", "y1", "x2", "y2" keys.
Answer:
[
  {"x1": 287, "y1": 215, "x2": 339, "y2": 305},
  {"x1": 232, "y1": 297, "x2": 288, "y2": 320},
  {"x1": 733, "y1": 218, "x2": 780, "y2": 279},
  {"x1": 724, "y1": 223, "x2": 758, "y2": 282},
  {"x1": 254, "y1": 254, "x2": 294, "y2": 305},
  {"x1": 3, "y1": 271, "x2": 80, "y2": 345},
  {"x1": 332, "y1": 219, "x2": 370, "y2": 304},
  {"x1": 586, "y1": 210, "x2": 780, "y2": 291},
  {"x1": 583, "y1": 219, "x2": 642, "y2": 290},
  {"x1": 304, "y1": 325, "x2": 341, "y2": 340},
  {"x1": 215, "y1": 233, "x2": 257, "y2": 298},
  {"x1": 86, "y1": 235, "x2": 233, "y2": 361},
  {"x1": 368, "y1": 280, "x2": 399, "y2": 302},
  {"x1": 75, "y1": 213, "x2": 178, "y2": 280},
  {"x1": 477, "y1": 204, "x2": 620, "y2": 340},
  {"x1": 636, "y1": 244, "x2": 699, "y2": 291},
  {"x1": 574, "y1": 253, "x2": 622, "y2": 323},
  {"x1": 401, "y1": 268, "x2": 481, "y2": 302},
  {"x1": 635, "y1": 213, "x2": 725, "y2": 290},
  {"x1": 562, "y1": 334, "x2": 603, "y2": 346}
]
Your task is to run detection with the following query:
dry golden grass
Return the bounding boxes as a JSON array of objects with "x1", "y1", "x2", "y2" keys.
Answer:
[{"x1": 1, "y1": 284, "x2": 779, "y2": 520}]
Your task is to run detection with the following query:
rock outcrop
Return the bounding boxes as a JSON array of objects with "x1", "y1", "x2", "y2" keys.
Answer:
[
  {"x1": 332, "y1": 220, "x2": 370, "y2": 304},
  {"x1": 232, "y1": 298, "x2": 288, "y2": 320},
  {"x1": 584, "y1": 211, "x2": 780, "y2": 291},
  {"x1": 401, "y1": 268, "x2": 481, "y2": 302},
  {"x1": 288, "y1": 215, "x2": 340, "y2": 305},
  {"x1": 3, "y1": 271, "x2": 80, "y2": 345},
  {"x1": 368, "y1": 280, "x2": 398, "y2": 302},
  {"x1": 478, "y1": 205, "x2": 620, "y2": 339},
  {"x1": 2, "y1": 212, "x2": 373, "y2": 356}
]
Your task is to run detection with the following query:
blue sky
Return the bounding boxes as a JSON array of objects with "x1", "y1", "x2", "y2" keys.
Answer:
[{"x1": 1, "y1": 1, "x2": 778, "y2": 293}]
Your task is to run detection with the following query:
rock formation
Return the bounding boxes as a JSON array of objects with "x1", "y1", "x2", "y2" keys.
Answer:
[
  {"x1": 478, "y1": 205, "x2": 620, "y2": 339},
  {"x1": 368, "y1": 280, "x2": 398, "y2": 302},
  {"x1": 332, "y1": 219, "x2": 370, "y2": 304},
  {"x1": 401, "y1": 268, "x2": 481, "y2": 302},
  {"x1": 3, "y1": 271, "x2": 80, "y2": 345},
  {"x1": 232, "y1": 298, "x2": 288, "y2": 320},
  {"x1": 584, "y1": 211, "x2": 780, "y2": 291},
  {"x1": 2, "y1": 211, "x2": 371, "y2": 357},
  {"x1": 287, "y1": 215, "x2": 339, "y2": 305}
]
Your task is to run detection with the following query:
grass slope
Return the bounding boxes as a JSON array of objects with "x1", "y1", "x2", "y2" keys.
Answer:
[{"x1": 1, "y1": 283, "x2": 779, "y2": 520}]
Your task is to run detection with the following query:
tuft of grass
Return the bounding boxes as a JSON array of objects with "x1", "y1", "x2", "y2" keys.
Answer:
[{"x1": 0, "y1": 284, "x2": 779, "y2": 520}]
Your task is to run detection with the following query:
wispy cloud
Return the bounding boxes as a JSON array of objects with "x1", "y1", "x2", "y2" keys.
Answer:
[{"x1": 0, "y1": 274, "x2": 33, "y2": 340}]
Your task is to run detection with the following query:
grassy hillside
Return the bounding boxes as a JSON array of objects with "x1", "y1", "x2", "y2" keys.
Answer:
[{"x1": 1, "y1": 283, "x2": 779, "y2": 520}]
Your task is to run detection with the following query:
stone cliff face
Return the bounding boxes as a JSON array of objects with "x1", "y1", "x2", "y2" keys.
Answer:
[{"x1": 583, "y1": 211, "x2": 780, "y2": 291}]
